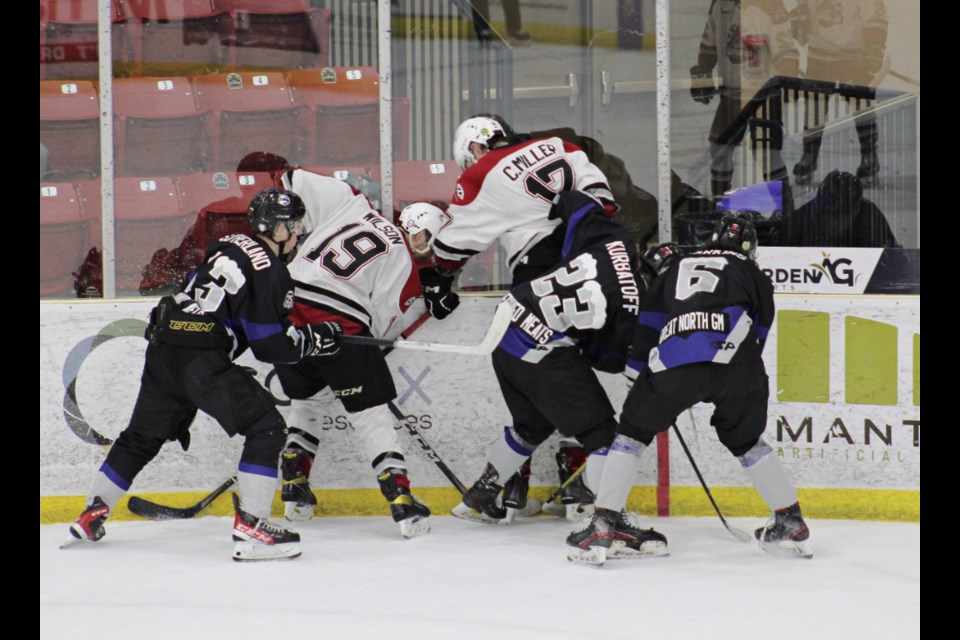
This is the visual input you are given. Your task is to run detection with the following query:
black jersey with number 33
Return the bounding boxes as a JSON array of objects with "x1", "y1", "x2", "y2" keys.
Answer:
[{"x1": 181, "y1": 233, "x2": 303, "y2": 364}]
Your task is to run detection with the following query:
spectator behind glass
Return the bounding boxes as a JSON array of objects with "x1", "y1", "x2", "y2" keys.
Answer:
[
  {"x1": 472, "y1": 0, "x2": 530, "y2": 45},
  {"x1": 791, "y1": 0, "x2": 888, "y2": 187},
  {"x1": 138, "y1": 152, "x2": 292, "y2": 295},
  {"x1": 689, "y1": 0, "x2": 800, "y2": 201},
  {"x1": 778, "y1": 169, "x2": 898, "y2": 247}
]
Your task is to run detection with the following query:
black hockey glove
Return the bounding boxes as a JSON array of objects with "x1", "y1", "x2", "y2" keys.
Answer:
[
  {"x1": 302, "y1": 322, "x2": 343, "y2": 357},
  {"x1": 419, "y1": 266, "x2": 460, "y2": 320},
  {"x1": 689, "y1": 65, "x2": 714, "y2": 105}
]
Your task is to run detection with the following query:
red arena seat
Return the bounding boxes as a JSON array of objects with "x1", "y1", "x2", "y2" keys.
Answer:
[
  {"x1": 40, "y1": 182, "x2": 90, "y2": 297},
  {"x1": 286, "y1": 66, "x2": 410, "y2": 167},
  {"x1": 113, "y1": 76, "x2": 211, "y2": 177},
  {"x1": 77, "y1": 177, "x2": 188, "y2": 294},
  {"x1": 117, "y1": 0, "x2": 228, "y2": 77},
  {"x1": 213, "y1": 0, "x2": 331, "y2": 70},
  {"x1": 40, "y1": 79, "x2": 100, "y2": 180},
  {"x1": 192, "y1": 71, "x2": 300, "y2": 171}
]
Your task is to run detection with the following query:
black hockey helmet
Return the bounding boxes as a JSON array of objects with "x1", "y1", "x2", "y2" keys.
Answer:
[
  {"x1": 711, "y1": 212, "x2": 759, "y2": 260},
  {"x1": 248, "y1": 188, "x2": 306, "y2": 236},
  {"x1": 643, "y1": 242, "x2": 682, "y2": 277}
]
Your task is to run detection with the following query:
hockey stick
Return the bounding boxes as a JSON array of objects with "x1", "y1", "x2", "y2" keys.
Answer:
[
  {"x1": 388, "y1": 401, "x2": 468, "y2": 495},
  {"x1": 127, "y1": 475, "x2": 237, "y2": 521},
  {"x1": 127, "y1": 312, "x2": 437, "y2": 521},
  {"x1": 541, "y1": 462, "x2": 587, "y2": 506},
  {"x1": 670, "y1": 423, "x2": 752, "y2": 542},
  {"x1": 339, "y1": 301, "x2": 513, "y2": 356}
]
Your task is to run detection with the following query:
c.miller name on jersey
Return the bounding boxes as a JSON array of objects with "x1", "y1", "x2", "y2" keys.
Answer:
[{"x1": 502, "y1": 143, "x2": 559, "y2": 181}]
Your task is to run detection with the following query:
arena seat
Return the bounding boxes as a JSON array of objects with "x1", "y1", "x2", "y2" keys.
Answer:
[
  {"x1": 176, "y1": 170, "x2": 272, "y2": 247},
  {"x1": 113, "y1": 76, "x2": 210, "y2": 177},
  {"x1": 40, "y1": 79, "x2": 100, "y2": 180},
  {"x1": 40, "y1": 182, "x2": 89, "y2": 297},
  {"x1": 214, "y1": 0, "x2": 330, "y2": 70},
  {"x1": 192, "y1": 71, "x2": 300, "y2": 171},
  {"x1": 379, "y1": 159, "x2": 459, "y2": 215},
  {"x1": 286, "y1": 67, "x2": 410, "y2": 167},
  {"x1": 77, "y1": 177, "x2": 187, "y2": 294},
  {"x1": 41, "y1": 0, "x2": 127, "y2": 80},
  {"x1": 117, "y1": 0, "x2": 227, "y2": 77}
]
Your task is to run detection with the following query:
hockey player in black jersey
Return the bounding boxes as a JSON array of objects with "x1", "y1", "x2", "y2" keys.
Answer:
[
  {"x1": 66, "y1": 188, "x2": 342, "y2": 561},
  {"x1": 567, "y1": 213, "x2": 812, "y2": 565},
  {"x1": 435, "y1": 192, "x2": 658, "y2": 552}
]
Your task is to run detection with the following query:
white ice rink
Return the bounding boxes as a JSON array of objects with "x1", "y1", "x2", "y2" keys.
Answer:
[{"x1": 41, "y1": 512, "x2": 919, "y2": 640}]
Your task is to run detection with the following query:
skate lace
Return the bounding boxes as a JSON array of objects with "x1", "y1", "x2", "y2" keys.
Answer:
[
  {"x1": 571, "y1": 515, "x2": 594, "y2": 534},
  {"x1": 249, "y1": 517, "x2": 291, "y2": 538},
  {"x1": 620, "y1": 510, "x2": 646, "y2": 529}
]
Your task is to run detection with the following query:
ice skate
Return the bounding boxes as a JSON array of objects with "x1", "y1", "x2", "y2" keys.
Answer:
[
  {"x1": 280, "y1": 448, "x2": 317, "y2": 522},
  {"x1": 565, "y1": 508, "x2": 616, "y2": 566},
  {"x1": 452, "y1": 463, "x2": 508, "y2": 524},
  {"x1": 62, "y1": 497, "x2": 110, "y2": 548},
  {"x1": 542, "y1": 447, "x2": 595, "y2": 521},
  {"x1": 755, "y1": 502, "x2": 813, "y2": 559},
  {"x1": 606, "y1": 510, "x2": 669, "y2": 560},
  {"x1": 378, "y1": 469, "x2": 431, "y2": 538},
  {"x1": 501, "y1": 459, "x2": 542, "y2": 523},
  {"x1": 232, "y1": 494, "x2": 302, "y2": 561}
]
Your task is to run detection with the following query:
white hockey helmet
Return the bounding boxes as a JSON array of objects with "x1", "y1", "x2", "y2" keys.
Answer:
[
  {"x1": 399, "y1": 202, "x2": 446, "y2": 258},
  {"x1": 453, "y1": 116, "x2": 506, "y2": 170}
]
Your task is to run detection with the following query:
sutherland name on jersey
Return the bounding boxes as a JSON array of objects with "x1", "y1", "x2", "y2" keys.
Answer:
[
  {"x1": 502, "y1": 142, "x2": 559, "y2": 181},
  {"x1": 660, "y1": 310, "x2": 730, "y2": 342}
]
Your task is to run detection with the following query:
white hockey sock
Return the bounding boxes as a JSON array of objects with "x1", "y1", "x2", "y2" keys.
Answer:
[
  {"x1": 352, "y1": 404, "x2": 408, "y2": 476},
  {"x1": 595, "y1": 434, "x2": 646, "y2": 512},
  {"x1": 738, "y1": 439, "x2": 798, "y2": 510},
  {"x1": 584, "y1": 448, "x2": 608, "y2": 493},
  {"x1": 487, "y1": 426, "x2": 537, "y2": 482},
  {"x1": 284, "y1": 389, "x2": 338, "y2": 456},
  {"x1": 237, "y1": 464, "x2": 279, "y2": 519},
  {"x1": 88, "y1": 470, "x2": 128, "y2": 510}
]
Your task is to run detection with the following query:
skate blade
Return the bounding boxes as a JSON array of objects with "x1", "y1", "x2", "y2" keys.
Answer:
[
  {"x1": 606, "y1": 540, "x2": 670, "y2": 560},
  {"x1": 542, "y1": 501, "x2": 594, "y2": 521},
  {"x1": 232, "y1": 541, "x2": 302, "y2": 562},
  {"x1": 503, "y1": 498, "x2": 543, "y2": 524},
  {"x1": 759, "y1": 539, "x2": 814, "y2": 559},
  {"x1": 399, "y1": 516, "x2": 431, "y2": 539},
  {"x1": 451, "y1": 502, "x2": 505, "y2": 525},
  {"x1": 59, "y1": 535, "x2": 84, "y2": 550},
  {"x1": 566, "y1": 545, "x2": 607, "y2": 566},
  {"x1": 284, "y1": 503, "x2": 315, "y2": 523}
]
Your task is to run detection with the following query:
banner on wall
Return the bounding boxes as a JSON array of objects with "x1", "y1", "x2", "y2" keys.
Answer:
[
  {"x1": 40, "y1": 293, "x2": 919, "y2": 497},
  {"x1": 755, "y1": 247, "x2": 920, "y2": 295}
]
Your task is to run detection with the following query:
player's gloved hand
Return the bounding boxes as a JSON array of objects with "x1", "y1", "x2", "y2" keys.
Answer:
[
  {"x1": 302, "y1": 322, "x2": 343, "y2": 357},
  {"x1": 419, "y1": 266, "x2": 460, "y2": 320},
  {"x1": 689, "y1": 65, "x2": 714, "y2": 105}
]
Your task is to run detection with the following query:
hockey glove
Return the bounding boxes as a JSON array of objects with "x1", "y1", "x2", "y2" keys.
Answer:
[
  {"x1": 302, "y1": 322, "x2": 343, "y2": 357},
  {"x1": 419, "y1": 266, "x2": 460, "y2": 320},
  {"x1": 689, "y1": 65, "x2": 714, "y2": 105}
]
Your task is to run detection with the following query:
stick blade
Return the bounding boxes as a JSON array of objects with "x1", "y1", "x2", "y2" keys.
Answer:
[{"x1": 127, "y1": 496, "x2": 197, "y2": 520}]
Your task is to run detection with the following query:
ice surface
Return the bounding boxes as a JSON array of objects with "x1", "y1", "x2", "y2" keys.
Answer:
[{"x1": 41, "y1": 513, "x2": 919, "y2": 640}]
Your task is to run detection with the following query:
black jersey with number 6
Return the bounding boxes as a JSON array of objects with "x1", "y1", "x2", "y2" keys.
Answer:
[{"x1": 627, "y1": 248, "x2": 775, "y2": 376}]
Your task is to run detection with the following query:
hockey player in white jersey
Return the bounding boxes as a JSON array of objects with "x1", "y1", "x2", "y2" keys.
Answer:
[
  {"x1": 272, "y1": 168, "x2": 432, "y2": 538},
  {"x1": 402, "y1": 115, "x2": 621, "y2": 521}
]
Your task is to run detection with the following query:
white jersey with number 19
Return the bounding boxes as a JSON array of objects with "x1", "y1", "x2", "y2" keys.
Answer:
[{"x1": 283, "y1": 169, "x2": 421, "y2": 338}]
